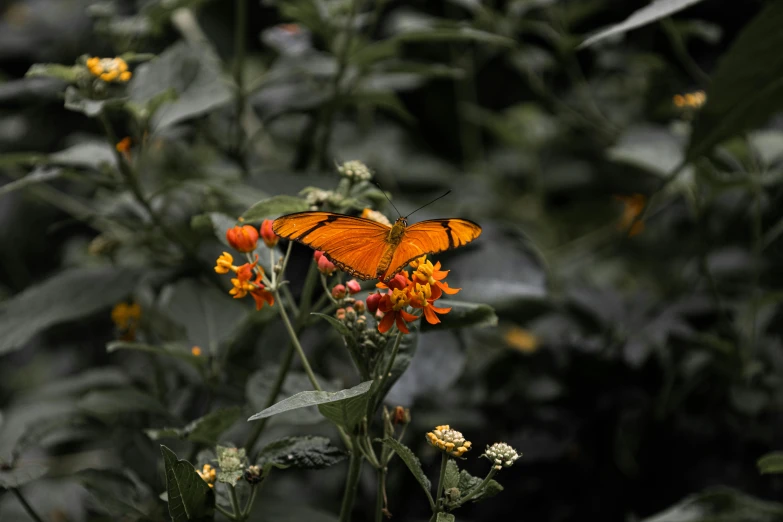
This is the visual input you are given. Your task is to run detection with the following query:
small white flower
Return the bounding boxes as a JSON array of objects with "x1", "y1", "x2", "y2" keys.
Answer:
[
  {"x1": 337, "y1": 160, "x2": 372, "y2": 181},
  {"x1": 482, "y1": 442, "x2": 520, "y2": 470}
]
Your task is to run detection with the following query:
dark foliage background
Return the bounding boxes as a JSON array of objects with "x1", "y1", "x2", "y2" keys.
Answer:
[{"x1": 2, "y1": 0, "x2": 783, "y2": 521}]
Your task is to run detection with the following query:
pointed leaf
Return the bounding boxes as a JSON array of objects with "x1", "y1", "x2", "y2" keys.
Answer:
[
  {"x1": 248, "y1": 381, "x2": 371, "y2": 420},
  {"x1": 257, "y1": 436, "x2": 347, "y2": 470},
  {"x1": 443, "y1": 459, "x2": 460, "y2": 490},
  {"x1": 240, "y1": 195, "x2": 310, "y2": 223},
  {"x1": 758, "y1": 452, "x2": 783, "y2": 475},
  {"x1": 381, "y1": 438, "x2": 433, "y2": 508},
  {"x1": 687, "y1": 2, "x2": 783, "y2": 159},
  {"x1": 79, "y1": 388, "x2": 168, "y2": 417},
  {"x1": 317, "y1": 388, "x2": 372, "y2": 431},
  {"x1": 146, "y1": 407, "x2": 242, "y2": 445},
  {"x1": 0, "y1": 267, "x2": 140, "y2": 355},
  {"x1": 580, "y1": 0, "x2": 706, "y2": 48},
  {"x1": 160, "y1": 445, "x2": 215, "y2": 521}
]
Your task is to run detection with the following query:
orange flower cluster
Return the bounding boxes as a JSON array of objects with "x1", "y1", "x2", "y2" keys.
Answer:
[
  {"x1": 214, "y1": 219, "x2": 279, "y2": 311},
  {"x1": 614, "y1": 193, "x2": 646, "y2": 237},
  {"x1": 368, "y1": 256, "x2": 459, "y2": 334}
]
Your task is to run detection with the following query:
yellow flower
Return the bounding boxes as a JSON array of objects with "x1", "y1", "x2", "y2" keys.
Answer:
[
  {"x1": 361, "y1": 208, "x2": 391, "y2": 226},
  {"x1": 196, "y1": 464, "x2": 216, "y2": 488},
  {"x1": 111, "y1": 302, "x2": 141, "y2": 330},
  {"x1": 426, "y1": 425, "x2": 472, "y2": 458},
  {"x1": 191, "y1": 346, "x2": 202, "y2": 356},
  {"x1": 214, "y1": 252, "x2": 237, "y2": 274},
  {"x1": 87, "y1": 56, "x2": 132, "y2": 83},
  {"x1": 673, "y1": 90, "x2": 706, "y2": 109},
  {"x1": 504, "y1": 326, "x2": 539, "y2": 354}
]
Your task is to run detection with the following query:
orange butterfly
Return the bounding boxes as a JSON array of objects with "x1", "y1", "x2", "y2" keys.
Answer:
[{"x1": 272, "y1": 211, "x2": 481, "y2": 282}]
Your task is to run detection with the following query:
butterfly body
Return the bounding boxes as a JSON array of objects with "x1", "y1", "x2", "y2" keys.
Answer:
[{"x1": 273, "y1": 212, "x2": 481, "y2": 282}]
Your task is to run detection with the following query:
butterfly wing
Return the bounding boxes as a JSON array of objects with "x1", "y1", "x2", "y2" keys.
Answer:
[
  {"x1": 380, "y1": 218, "x2": 482, "y2": 281},
  {"x1": 273, "y1": 212, "x2": 392, "y2": 280}
]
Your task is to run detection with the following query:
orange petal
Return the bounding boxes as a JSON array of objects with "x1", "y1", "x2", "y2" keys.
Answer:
[
  {"x1": 436, "y1": 281, "x2": 460, "y2": 295},
  {"x1": 399, "y1": 309, "x2": 419, "y2": 322},
  {"x1": 395, "y1": 314, "x2": 410, "y2": 334},
  {"x1": 429, "y1": 304, "x2": 451, "y2": 314},
  {"x1": 423, "y1": 307, "x2": 441, "y2": 325},
  {"x1": 378, "y1": 312, "x2": 395, "y2": 333}
]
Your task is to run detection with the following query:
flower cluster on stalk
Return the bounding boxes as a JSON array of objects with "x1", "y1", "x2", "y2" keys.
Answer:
[
  {"x1": 213, "y1": 220, "x2": 278, "y2": 310},
  {"x1": 86, "y1": 56, "x2": 132, "y2": 83}
]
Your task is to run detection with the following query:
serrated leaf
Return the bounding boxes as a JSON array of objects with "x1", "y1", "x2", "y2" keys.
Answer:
[
  {"x1": 687, "y1": 2, "x2": 783, "y2": 159},
  {"x1": 455, "y1": 469, "x2": 503, "y2": 503},
  {"x1": 436, "y1": 514, "x2": 455, "y2": 522},
  {"x1": 758, "y1": 452, "x2": 783, "y2": 474},
  {"x1": 381, "y1": 438, "x2": 433, "y2": 507},
  {"x1": 79, "y1": 388, "x2": 168, "y2": 417},
  {"x1": 0, "y1": 266, "x2": 140, "y2": 355},
  {"x1": 146, "y1": 407, "x2": 242, "y2": 445},
  {"x1": 580, "y1": 0, "x2": 706, "y2": 48},
  {"x1": 240, "y1": 195, "x2": 310, "y2": 223},
  {"x1": 443, "y1": 459, "x2": 460, "y2": 490},
  {"x1": 0, "y1": 464, "x2": 48, "y2": 489},
  {"x1": 421, "y1": 301, "x2": 497, "y2": 331},
  {"x1": 130, "y1": 42, "x2": 232, "y2": 131},
  {"x1": 257, "y1": 436, "x2": 347, "y2": 470},
  {"x1": 160, "y1": 445, "x2": 215, "y2": 521},
  {"x1": 248, "y1": 381, "x2": 372, "y2": 430}
]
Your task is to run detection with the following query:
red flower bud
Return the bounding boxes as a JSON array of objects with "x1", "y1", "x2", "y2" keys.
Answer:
[
  {"x1": 386, "y1": 273, "x2": 408, "y2": 291},
  {"x1": 336, "y1": 308, "x2": 346, "y2": 320},
  {"x1": 226, "y1": 225, "x2": 259, "y2": 253},
  {"x1": 317, "y1": 253, "x2": 336, "y2": 275},
  {"x1": 332, "y1": 284, "x2": 346, "y2": 299},
  {"x1": 354, "y1": 300, "x2": 365, "y2": 313},
  {"x1": 314, "y1": 250, "x2": 324, "y2": 261},
  {"x1": 366, "y1": 292, "x2": 381, "y2": 315},
  {"x1": 260, "y1": 219, "x2": 279, "y2": 248},
  {"x1": 346, "y1": 279, "x2": 361, "y2": 294}
]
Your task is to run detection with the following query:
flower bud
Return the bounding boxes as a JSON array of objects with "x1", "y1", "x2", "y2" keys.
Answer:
[
  {"x1": 445, "y1": 488, "x2": 461, "y2": 503},
  {"x1": 393, "y1": 406, "x2": 410, "y2": 425},
  {"x1": 482, "y1": 442, "x2": 520, "y2": 470},
  {"x1": 332, "y1": 284, "x2": 346, "y2": 299},
  {"x1": 244, "y1": 465, "x2": 263, "y2": 485},
  {"x1": 260, "y1": 219, "x2": 279, "y2": 248},
  {"x1": 346, "y1": 279, "x2": 361, "y2": 294},
  {"x1": 336, "y1": 308, "x2": 346, "y2": 320},
  {"x1": 226, "y1": 225, "x2": 259, "y2": 253},
  {"x1": 366, "y1": 292, "x2": 381, "y2": 314},
  {"x1": 317, "y1": 253, "x2": 336, "y2": 275},
  {"x1": 386, "y1": 273, "x2": 408, "y2": 291},
  {"x1": 345, "y1": 306, "x2": 356, "y2": 321},
  {"x1": 337, "y1": 160, "x2": 372, "y2": 181},
  {"x1": 354, "y1": 300, "x2": 365, "y2": 314}
]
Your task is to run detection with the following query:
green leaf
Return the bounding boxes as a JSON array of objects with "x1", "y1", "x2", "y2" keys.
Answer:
[
  {"x1": 687, "y1": 2, "x2": 783, "y2": 159},
  {"x1": 107, "y1": 341, "x2": 207, "y2": 370},
  {"x1": 421, "y1": 301, "x2": 497, "y2": 331},
  {"x1": 0, "y1": 464, "x2": 48, "y2": 489},
  {"x1": 160, "y1": 445, "x2": 215, "y2": 522},
  {"x1": 317, "y1": 385, "x2": 373, "y2": 431},
  {"x1": 758, "y1": 452, "x2": 783, "y2": 474},
  {"x1": 381, "y1": 438, "x2": 433, "y2": 507},
  {"x1": 640, "y1": 486, "x2": 783, "y2": 522},
  {"x1": 311, "y1": 312, "x2": 355, "y2": 339},
  {"x1": 443, "y1": 459, "x2": 460, "y2": 490},
  {"x1": 248, "y1": 381, "x2": 373, "y2": 429},
  {"x1": 25, "y1": 63, "x2": 81, "y2": 83},
  {"x1": 579, "y1": 0, "x2": 706, "y2": 48},
  {"x1": 50, "y1": 141, "x2": 117, "y2": 170},
  {"x1": 256, "y1": 436, "x2": 347, "y2": 470},
  {"x1": 74, "y1": 468, "x2": 153, "y2": 519},
  {"x1": 130, "y1": 42, "x2": 232, "y2": 131},
  {"x1": 146, "y1": 407, "x2": 242, "y2": 445},
  {"x1": 0, "y1": 267, "x2": 140, "y2": 355},
  {"x1": 246, "y1": 366, "x2": 337, "y2": 425},
  {"x1": 372, "y1": 329, "x2": 418, "y2": 408},
  {"x1": 63, "y1": 86, "x2": 124, "y2": 117},
  {"x1": 342, "y1": 91, "x2": 415, "y2": 123},
  {"x1": 436, "y1": 514, "x2": 455, "y2": 522},
  {"x1": 240, "y1": 195, "x2": 310, "y2": 223},
  {"x1": 0, "y1": 167, "x2": 62, "y2": 197},
  {"x1": 161, "y1": 279, "x2": 248, "y2": 355},
  {"x1": 395, "y1": 27, "x2": 513, "y2": 47},
  {"x1": 79, "y1": 388, "x2": 169, "y2": 417},
  {"x1": 607, "y1": 124, "x2": 687, "y2": 177}
]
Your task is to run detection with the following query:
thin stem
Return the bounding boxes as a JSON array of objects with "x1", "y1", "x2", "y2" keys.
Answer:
[
  {"x1": 379, "y1": 330, "x2": 404, "y2": 381},
  {"x1": 338, "y1": 442, "x2": 364, "y2": 522},
  {"x1": 661, "y1": 18, "x2": 711, "y2": 86},
  {"x1": 11, "y1": 489, "x2": 46, "y2": 522},
  {"x1": 215, "y1": 503, "x2": 235, "y2": 519},
  {"x1": 241, "y1": 484, "x2": 259, "y2": 518},
  {"x1": 748, "y1": 138, "x2": 764, "y2": 364},
  {"x1": 321, "y1": 273, "x2": 341, "y2": 305},
  {"x1": 228, "y1": 484, "x2": 242, "y2": 519},
  {"x1": 433, "y1": 453, "x2": 449, "y2": 517},
  {"x1": 457, "y1": 468, "x2": 497, "y2": 506},
  {"x1": 374, "y1": 466, "x2": 388, "y2": 522},
  {"x1": 274, "y1": 289, "x2": 323, "y2": 392},
  {"x1": 314, "y1": 0, "x2": 359, "y2": 169}
]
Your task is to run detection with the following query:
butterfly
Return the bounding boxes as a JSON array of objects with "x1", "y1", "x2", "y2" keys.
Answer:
[{"x1": 272, "y1": 211, "x2": 482, "y2": 282}]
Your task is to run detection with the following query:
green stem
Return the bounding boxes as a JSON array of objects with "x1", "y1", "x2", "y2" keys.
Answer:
[
  {"x1": 374, "y1": 467, "x2": 388, "y2": 522},
  {"x1": 11, "y1": 489, "x2": 46, "y2": 522},
  {"x1": 661, "y1": 18, "x2": 711, "y2": 86},
  {"x1": 233, "y1": 0, "x2": 249, "y2": 174},
  {"x1": 314, "y1": 0, "x2": 359, "y2": 169},
  {"x1": 432, "y1": 453, "x2": 449, "y2": 517},
  {"x1": 457, "y1": 468, "x2": 497, "y2": 506},
  {"x1": 215, "y1": 503, "x2": 235, "y2": 519},
  {"x1": 379, "y1": 330, "x2": 404, "y2": 381},
  {"x1": 338, "y1": 442, "x2": 364, "y2": 522},
  {"x1": 228, "y1": 484, "x2": 242, "y2": 519},
  {"x1": 749, "y1": 140, "x2": 764, "y2": 364},
  {"x1": 241, "y1": 484, "x2": 259, "y2": 518}
]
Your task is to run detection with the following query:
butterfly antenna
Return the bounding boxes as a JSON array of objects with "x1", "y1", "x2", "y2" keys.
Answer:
[
  {"x1": 405, "y1": 190, "x2": 452, "y2": 219},
  {"x1": 374, "y1": 182, "x2": 402, "y2": 217}
]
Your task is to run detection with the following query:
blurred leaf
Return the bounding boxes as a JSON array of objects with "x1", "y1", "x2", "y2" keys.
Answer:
[
  {"x1": 421, "y1": 301, "x2": 497, "y2": 331},
  {"x1": 63, "y1": 86, "x2": 122, "y2": 117},
  {"x1": 640, "y1": 487, "x2": 783, "y2": 522},
  {"x1": 74, "y1": 468, "x2": 154, "y2": 519},
  {"x1": 0, "y1": 267, "x2": 140, "y2": 355},
  {"x1": 107, "y1": 341, "x2": 207, "y2": 370},
  {"x1": 376, "y1": 328, "x2": 420, "y2": 407},
  {"x1": 394, "y1": 26, "x2": 513, "y2": 47},
  {"x1": 0, "y1": 167, "x2": 62, "y2": 197},
  {"x1": 343, "y1": 91, "x2": 414, "y2": 123},
  {"x1": 687, "y1": 2, "x2": 783, "y2": 159},
  {"x1": 381, "y1": 438, "x2": 433, "y2": 506},
  {"x1": 608, "y1": 124, "x2": 687, "y2": 177},
  {"x1": 248, "y1": 381, "x2": 372, "y2": 428},
  {"x1": 161, "y1": 279, "x2": 248, "y2": 354},
  {"x1": 146, "y1": 407, "x2": 242, "y2": 445},
  {"x1": 50, "y1": 141, "x2": 116, "y2": 170},
  {"x1": 580, "y1": 0, "x2": 706, "y2": 48},
  {"x1": 79, "y1": 388, "x2": 169, "y2": 417},
  {"x1": 130, "y1": 42, "x2": 232, "y2": 131},
  {"x1": 436, "y1": 514, "x2": 455, "y2": 522},
  {"x1": 160, "y1": 445, "x2": 215, "y2": 521},
  {"x1": 0, "y1": 464, "x2": 48, "y2": 489},
  {"x1": 241, "y1": 195, "x2": 310, "y2": 223},
  {"x1": 758, "y1": 452, "x2": 783, "y2": 475},
  {"x1": 25, "y1": 63, "x2": 81, "y2": 83},
  {"x1": 256, "y1": 436, "x2": 347, "y2": 470}
]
